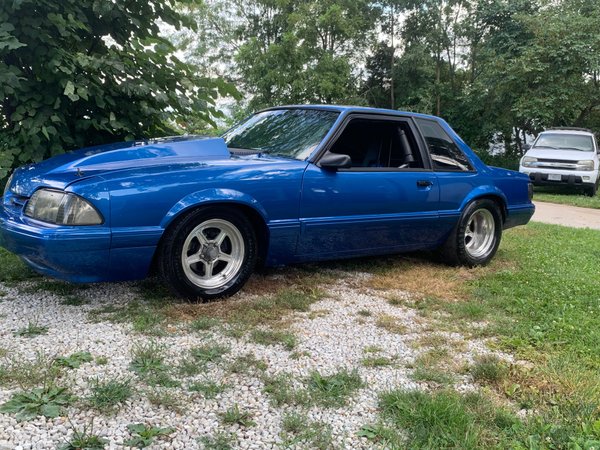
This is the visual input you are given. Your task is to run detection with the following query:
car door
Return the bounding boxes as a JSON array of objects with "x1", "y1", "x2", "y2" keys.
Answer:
[{"x1": 297, "y1": 114, "x2": 441, "y2": 258}]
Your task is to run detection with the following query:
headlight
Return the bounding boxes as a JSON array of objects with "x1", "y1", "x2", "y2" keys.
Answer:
[
  {"x1": 521, "y1": 156, "x2": 537, "y2": 167},
  {"x1": 24, "y1": 189, "x2": 103, "y2": 225},
  {"x1": 2, "y1": 172, "x2": 14, "y2": 199},
  {"x1": 577, "y1": 160, "x2": 594, "y2": 171}
]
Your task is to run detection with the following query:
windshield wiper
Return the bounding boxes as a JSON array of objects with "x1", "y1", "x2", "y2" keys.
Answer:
[
  {"x1": 559, "y1": 147, "x2": 590, "y2": 152},
  {"x1": 534, "y1": 145, "x2": 559, "y2": 149}
]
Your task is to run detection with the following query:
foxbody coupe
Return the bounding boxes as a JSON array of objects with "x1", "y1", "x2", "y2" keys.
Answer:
[{"x1": 0, "y1": 106, "x2": 534, "y2": 300}]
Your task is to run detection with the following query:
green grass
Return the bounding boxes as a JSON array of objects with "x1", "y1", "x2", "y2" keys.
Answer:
[
  {"x1": 146, "y1": 388, "x2": 183, "y2": 412},
  {"x1": 0, "y1": 352, "x2": 62, "y2": 388},
  {"x1": 189, "y1": 344, "x2": 230, "y2": 364},
  {"x1": 198, "y1": 432, "x2": 236, "y2": 450},
  {"x1": 59, "y1": 424, "x2": 107, "y2": 450},
  {"x1": 129, "y1": 341, "x2": 179, "y2": 387},
  {"x1": 379, "y1": 390, "x2": 518, "y2": 449},
  {"x1": 189, "y1": 381, "x2": 228, "y2": 398},
  {"x1": 280, "y1": 412, "x2": 334, "y2": 449},
  {"x1": 250, "y1": 329, "x2": 297, "y2": 350},
  {"x1": 534, "y1": 187, "x2": 600, "y2": 209},
  {"x1": 470, "y1": 355, "x2": 507, "y2": 384},
  {"x1": 307, "y1": 369, "x2": 363, "y2": 407},
  {"x1": 0, "y1": 248, "x2": 37, "y2": 283},
  {"x1": 361, "y1": 356, "x2": 394, "y2": 368},
  {"x1": 190, "y1": 316, "x2": 220, "y2": 332},
  {"x1": 88, "y1": 298, "x2": 168, "y2": 335},
  {"x1": 88, "y1": 378, "x2": 133, "y2": 412},
  {"x1": 14, "y1": 322, "x2": 48, "y2": 337},
  {"x1": 220, "y1": 404, "x2": 255, "y2": 427}
]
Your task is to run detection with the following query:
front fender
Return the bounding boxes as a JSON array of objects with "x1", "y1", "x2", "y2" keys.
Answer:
[{"x1": 160, "y1": 188, "x2": 269, "y2": 229}]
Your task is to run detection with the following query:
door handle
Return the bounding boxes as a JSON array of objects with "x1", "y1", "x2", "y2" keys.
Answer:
[{"x1": 417, "y1": 180, "x2": 433, "y2": 187}]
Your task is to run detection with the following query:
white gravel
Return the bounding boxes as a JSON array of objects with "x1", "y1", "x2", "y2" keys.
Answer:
[{"x1": 0, "y1": 272, "x2": 507, "y2": 449}]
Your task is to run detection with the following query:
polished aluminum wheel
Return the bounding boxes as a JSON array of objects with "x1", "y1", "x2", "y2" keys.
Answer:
[
  {"x1": 464, "y1": 208, "x2": 495, "y2": 258},
  {"x1": 181, "y1": 219, "x2": 245, "y2": 289}
]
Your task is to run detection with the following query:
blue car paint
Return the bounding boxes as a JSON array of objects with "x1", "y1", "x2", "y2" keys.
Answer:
[{"x1": 0, "y1": 106, "x2": 534, "y2": 283}]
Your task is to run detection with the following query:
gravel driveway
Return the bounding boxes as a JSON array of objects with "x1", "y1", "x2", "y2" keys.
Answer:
[{"x1": 0, "y1": 268, "x2": 505, "y2": 449}]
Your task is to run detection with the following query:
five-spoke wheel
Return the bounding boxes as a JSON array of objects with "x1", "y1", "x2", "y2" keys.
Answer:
[{"x1": 159, "y1": 207, "x2": 257, "y2": 301}]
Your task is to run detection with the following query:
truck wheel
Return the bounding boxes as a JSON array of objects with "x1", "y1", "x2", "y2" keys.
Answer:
[
  {"x1": 439, "y1": 199, "x2": 503, "y2": 267},
  {"x1": 159, "y1": 206, "x2": 257, "y2": 301}
]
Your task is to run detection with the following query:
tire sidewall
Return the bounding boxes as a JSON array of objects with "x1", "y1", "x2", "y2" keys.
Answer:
[
  {"x1": 160, "y1": 206, "x2": 257, "y2": 301},
  {"x1": 455, "y1": 199, "x2": 502, "y2": 266}
]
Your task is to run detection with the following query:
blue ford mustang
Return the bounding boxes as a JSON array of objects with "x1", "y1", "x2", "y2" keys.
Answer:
[{"x1": 0, "y1": 106, "x2": 534, "y2": 300}]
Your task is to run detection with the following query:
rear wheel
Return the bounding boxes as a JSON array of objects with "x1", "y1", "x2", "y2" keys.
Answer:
[
  {"x1": 438, "y1": 199, "x2": 502, "y2": 267},
  {"x1": 159, "y1": 207, "x2": 257, "y2": 301}
]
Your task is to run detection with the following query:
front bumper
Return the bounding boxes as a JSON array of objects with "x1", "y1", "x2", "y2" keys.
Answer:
[
  {"x1": 520, "y1": 168, "x2": 598, "y2": 187},
  {"x1": 0, "y1": 202, "x2": 114, "y2": 282}
]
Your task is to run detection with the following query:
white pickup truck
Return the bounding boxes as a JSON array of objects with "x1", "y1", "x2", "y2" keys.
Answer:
[{"x1": 519, "y1": 128, "x2": 599, "y2": 196}]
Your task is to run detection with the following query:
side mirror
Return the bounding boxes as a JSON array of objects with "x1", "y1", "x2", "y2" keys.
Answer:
[
  {"x1": 523, "y1": 144, "x2": 531, "y2": 151},
  {"x1": 319, "y1": 152, "x2": 352, "y2": 170}
]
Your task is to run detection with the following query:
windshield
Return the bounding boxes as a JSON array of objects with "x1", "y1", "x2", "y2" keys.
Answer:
[
  {"x1": 534, "y1": 133, "x2": 595, "y2": 152},
  {"x1": 222, "y1": 109, "x2": 339, "y2": 160}
]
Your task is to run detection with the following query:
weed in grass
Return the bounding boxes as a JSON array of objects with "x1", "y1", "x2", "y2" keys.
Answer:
[
  {"x1": 14, "y1": 321, "x2": 48, "y2": 337},
  {"x1": 88, "y1": 378, "x2": 133, "y2": 412},
  {"x1": 146, "y1": 388, "x2": 183, "y2": 412},
  {"x1": 178, "y1": 356, "x2": 205, "y2": 377},
  {"x1": 190, "y1": 344, "x2": 230, "y2": 364},
  {"x1": 55, "y1": 352, "x2": 93, "y2": 369},
  {"x1": 357, "y1": 424, "x2": 403, "y2": 447},
  {"x1": 307, "y1": 369, "x2": 363, "y2": 407},
  {"x1": 357, "y1": 309, "x2": 372, "y2": 317},
  {"x1": 412, "y1": 333, "x2": 447, "y2": 349},
  {"x1": 262, "y1": 373, "x2": 310, "y2": 407},
  {"x1": 470, "y1": 355, "x2": 507, "y2": 384},
  {"x1": 363, "y1": 345, "x2": 383, "y2": 354},
  {"x1": 89, "y1": 301, "x2": 167, "y2": 336},
  {"x1": 130, "y1": 341, "x2": 168, "y2": 375},
  {"x1": 190, "y1": 316, "x2": 219, "y2": 332},
  {"x1": 189, "y1": 381, "x2": 228, "y2": 399},
  {"x1": 0, "y1": 386, "x2": 73, "y2": 421},
  {"x1": 362, "y1": 356, "x2": 394, "y2": 368},
  {"x1": 59, "y1": 423, "x2": 107, "y2": 450},
  {"x1": 198, "y1": 431, "x2": 236, "y2": 450},
  {"x1": 61, "y1": 296, "x2": 89, "y2": 306},
  {"x1": 387, "y1": 296, "x2": 406, "y2": 307},
  {"x1": 129, "y1": 342, "x2": 178, "y2": 387},
  {"x1": 0, "y1": 352, "x2": 62, "y2": 388},
  {"x1": 415, "y1": 347, "x2": 450, "y2": 367},
  {"x1": 220, "y1": 404, "x2": 255, "y2": 427},
  {"x1": 250, "y1": 329, "x2": 297, "y2": 350},
  {"x1": 289, "y1": 351, "x2": 311, "y2": 360},
  {"x1": 222, "y1": 325, "x2": 246, "y2": 339},
  {"x1": 227, "y1": 353, "x2": 268, "y2": 375},
  {"x1": 124, "y1": 423, "x2": 175, "y2": 448},
  {"x1": 25, "y1": 280, "x2": 80, "y2": 297},
  {"x1": 376, "y1": 315, "x2": 407, "y2": 335},
  {"x1": 95, "y1": 356, "x2": 109, "y2": 365},
  {"x1": 280, "y1": 412, "x2": 334, "y2": 450},
  {"x1": 410, "y1": 366, "x2": 455, "y2": 385}
]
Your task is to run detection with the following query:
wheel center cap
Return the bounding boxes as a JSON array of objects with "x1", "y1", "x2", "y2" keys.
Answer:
[{"x1": 202, "y1": 244, "x2": 219, "y2": 262}]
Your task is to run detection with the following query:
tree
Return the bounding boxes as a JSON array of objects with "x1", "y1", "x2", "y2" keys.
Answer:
[{"x1": 0, "y1": 0, "x2": 236, "y2": 178}]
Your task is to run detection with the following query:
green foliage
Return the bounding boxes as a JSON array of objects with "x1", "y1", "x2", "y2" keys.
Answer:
[
  {"x1": 55, "y1": 352, "x2": 93, "y2": 369},
  {"x1": 189, "y1": 343, "x2": 230, "y2": 364},
  {"x1": 189, "y1": 381, "x2": 228, "y2": 399},
  {"x1": 0, "y1": 0, "x2": 236, "y2": 178},
  {"x1": 219, "y1": 404, "x2": 255, "y2": 427},
  {"x1": 88, "y1": 378, "x2": 133, "y2": 412},
  {"x1": 0, "y1": 386, "x2": 73, "y2": 421},
  {"x1": 534, "y1": 188, "x2": 600, "y2": 209},
  {"x1": 280, "y1": 412, "x2": 334, "y2": 449},
  {"x1": 124, "y1": 423, "x2": 175, "y2": 448},
  {"x1": 14, "y1": 322, "x2": 48, "y2": 338},
  {"x1": 198, "y1": 432, "x2": 237, "y2": 450},
  {"x1": 0, "y1": 248, "x2": 37, "y2": 283},
  {"x1": 307, "y1": 369, "x2": 363, "y2": 407},
  {"x1": 250, "y1": 329, "x2": 297, "y2": 350},
  {"x1": 470, "y1": 355, "x2": 507, "y2": 384},
  {"x1": 59, "y1": 424, "x2": 108, "y2": 450}
]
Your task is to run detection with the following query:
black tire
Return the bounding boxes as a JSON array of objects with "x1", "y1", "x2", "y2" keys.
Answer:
[
  {"x1": 438, "y1": 199, "x2": 503, "y2": 267},
  {"x1": 585, "y1": 182, "x2": 598, "y2": 197},
  {"x1": 159, "y1": 206, "x2": 257, "y2": 301}
]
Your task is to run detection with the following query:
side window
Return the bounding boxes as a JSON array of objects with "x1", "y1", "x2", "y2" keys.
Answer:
[
  {"x1": 328, "y1": 118, "x2": 424, "y2": 169},
  {"x1": 416, "y1": 119, "x2": 474, "y2": 172}
]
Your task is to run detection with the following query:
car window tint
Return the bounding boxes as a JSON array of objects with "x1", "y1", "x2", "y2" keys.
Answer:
[
  {"x1": 222, "y1": 109, "x2": 339, "y2": 160},
  {"x1": 329, "y1": 119, "x2": 424, "y2": 169},
  {"x1": 415, "y1": 118, "x2": 473, "y2": 172}
]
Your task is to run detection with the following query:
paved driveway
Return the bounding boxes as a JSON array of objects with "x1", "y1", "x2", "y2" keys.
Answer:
[{"x1": 532, "y1": 201, "x2": 600, "y2": 229}]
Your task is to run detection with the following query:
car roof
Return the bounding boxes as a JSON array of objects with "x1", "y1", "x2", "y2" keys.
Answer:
[
  {"x1": 540, "y1": 129, "x2": 594, "y2": 136},
  {"x1": 260, "y1": 104, "x2": 441, "y2": 121}
]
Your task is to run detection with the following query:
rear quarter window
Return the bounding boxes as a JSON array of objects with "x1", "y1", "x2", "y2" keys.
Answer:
[{"x1": 415, "y1": 118, "x2": 474, "y2": 172}]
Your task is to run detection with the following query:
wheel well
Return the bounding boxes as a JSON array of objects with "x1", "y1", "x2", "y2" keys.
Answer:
[
  {"x1": 476, "y1": 195, "x2": 507, "y2": 223},
  {"x1": 148, "y1": 202, "x2": 270, "y2": 276}
]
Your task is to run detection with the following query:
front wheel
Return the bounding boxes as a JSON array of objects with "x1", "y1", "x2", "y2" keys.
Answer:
[
  {"x1": 438, "y1": 199, "x2": 502, "y2": 267},
  {"x1": 159, "y1": 207, "x2": 257, "y2": 301}
]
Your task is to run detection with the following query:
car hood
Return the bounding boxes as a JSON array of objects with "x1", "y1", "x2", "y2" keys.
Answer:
[
  {"x1": 8, "y1": 136, "x2": 231, "y2": 197},
  {"x1": 524, "y1": 148, "x2": 596, "y2": 161}
]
